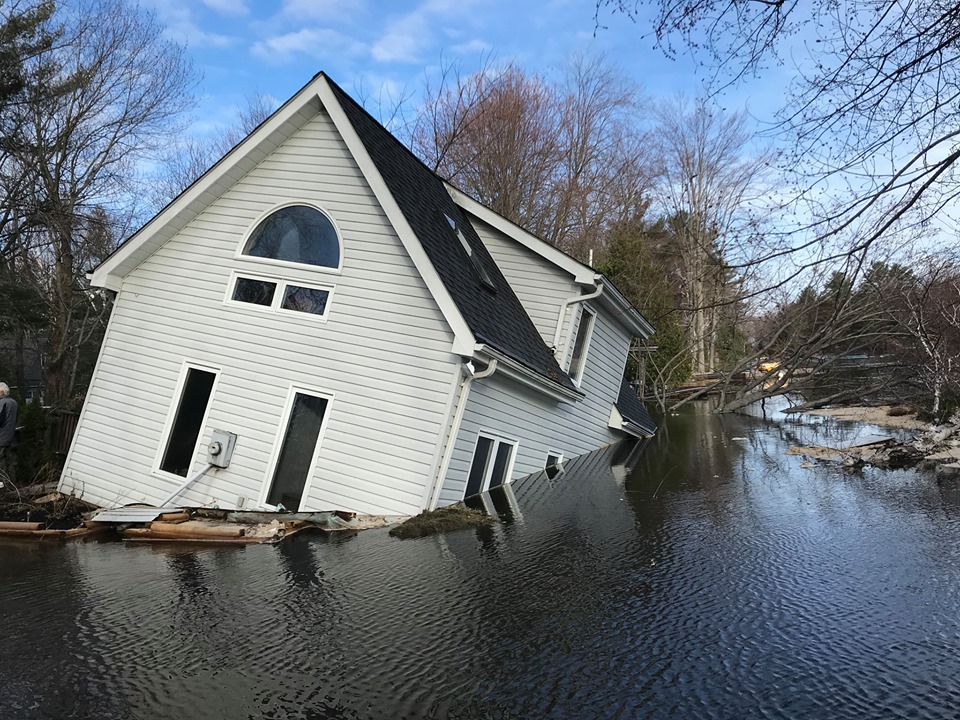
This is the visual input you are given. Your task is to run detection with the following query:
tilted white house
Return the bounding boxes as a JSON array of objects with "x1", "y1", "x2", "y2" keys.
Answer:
[{"x1": 58, "y1": 73, "x2": 656, "y2": 517}]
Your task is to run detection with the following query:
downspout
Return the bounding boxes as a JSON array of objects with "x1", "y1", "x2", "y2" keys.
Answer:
[
  {"x1": 427, "y1": 358, "x2": 498, "y2": 510},
  {"x1": 552, "y1": 283, "x2": 604, "y2": 354}
]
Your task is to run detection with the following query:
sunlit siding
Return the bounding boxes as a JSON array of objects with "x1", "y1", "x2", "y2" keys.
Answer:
[
  {"x1": 470, "y1": 216, "x2": 580, "y2": 351},
  {"x1": 60, "y1": 105, "x2": 458, "y2": 517},
  {"x1": 438, "y1": 303, "x2": 631, "y2": 505}
]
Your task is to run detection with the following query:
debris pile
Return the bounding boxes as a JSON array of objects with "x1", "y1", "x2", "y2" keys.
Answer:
[
  {"x1": 389, "y1": 505, "x2": 492, "y2": 540},
  {"x1": 789, "y1": 410, "x2": 960, "y2": 475}
]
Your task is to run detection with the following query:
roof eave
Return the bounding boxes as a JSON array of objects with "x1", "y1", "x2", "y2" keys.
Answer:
[
  {"x1": 475, "y1": 344, "x2": 582, "y2": 403},
  {"x1": 595, "y1": 275, "x2": 656, "y2": 338}
]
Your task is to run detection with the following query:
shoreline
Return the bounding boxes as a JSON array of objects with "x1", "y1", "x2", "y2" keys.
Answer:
[{"x1": 804, "y1": 405, "x2": 928, "y2": 431}]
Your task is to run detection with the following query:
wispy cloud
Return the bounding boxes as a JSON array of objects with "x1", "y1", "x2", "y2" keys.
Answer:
[
  {"x1": 200, "y1": 0, "x2": 249, "y2": 16},
  {"x1": 251, "y1": 27, "x2": 368, "y2": 64},
  {"x1": 279, "y1": 0, "x2": 365, "y2": 22},
  {"x1": 150, "y1": 0, "x2": 238, "y2": 48},
  {"x1": 371, "y1": 0, "x2": 477, "y2": 63}
]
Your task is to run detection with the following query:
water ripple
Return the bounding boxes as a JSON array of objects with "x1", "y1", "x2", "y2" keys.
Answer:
[{"x1": 5, "y1": 407, "x2": 960, "y2": 718}]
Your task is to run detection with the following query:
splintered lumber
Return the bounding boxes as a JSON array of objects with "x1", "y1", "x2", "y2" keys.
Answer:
[
  {"x1": 0, "y1": 521, "x2": 43, "y2": 531},
  {"x1": 156, "y1": 511, "x2": 190, "y2": 523},
  {"x1": 145, "y1": 521, "x2": 245, "y2": 538}
]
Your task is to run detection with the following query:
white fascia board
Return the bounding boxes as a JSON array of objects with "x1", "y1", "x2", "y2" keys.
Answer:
[
  {"x1": 595, "y1": 276, "x2": 656, "y2": 339},
  {"x1": 90, "y1": 75, "x2": 329, "y2": 291},
  {"x1": 318, "y1": 79, "x2": 476, "y2": 357},
  {"x1": 447, "y1": 185, "x2": 596, "y2": 285},
  {"x1": 475, "y1": 344, "x2": 582, "y2": 403}
]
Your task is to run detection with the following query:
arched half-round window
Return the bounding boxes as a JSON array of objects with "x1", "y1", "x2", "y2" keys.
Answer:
[{"x1": 242, "y1": 205, "x2": 341, "y2": 269}]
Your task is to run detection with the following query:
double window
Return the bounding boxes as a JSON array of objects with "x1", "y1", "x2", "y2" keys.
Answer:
[
  {"x1": 228, "y1": 204, "x2": 341, "y2": 321},
  {"x1": 464, "y1": 432, "x2": 517, "y2": 498},
  {"x1": 227, "y1": 273, "x2": 333, "y2": 320}
]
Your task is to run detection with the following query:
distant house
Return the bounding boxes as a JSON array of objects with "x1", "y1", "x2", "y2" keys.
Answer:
[{"x1": 57, "y1": 73, "x2": 656, "y2": 517}]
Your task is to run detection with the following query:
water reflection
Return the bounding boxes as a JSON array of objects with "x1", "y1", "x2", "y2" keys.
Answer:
[{"x1": 4, "y1": 404, "x2": 960, "y2": 719}]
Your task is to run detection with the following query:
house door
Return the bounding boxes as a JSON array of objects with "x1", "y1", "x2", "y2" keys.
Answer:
[{"x1": 266, "y1": 392, "x2": 329, "y2": 510}]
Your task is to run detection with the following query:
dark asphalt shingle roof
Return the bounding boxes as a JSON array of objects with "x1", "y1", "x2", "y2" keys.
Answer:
[
  {"x1": 327, "y1": 77, "x2": 577, "y2": 394},
  {"x1": 616, "y1": 379, "x2": 657, "y2": 436}
]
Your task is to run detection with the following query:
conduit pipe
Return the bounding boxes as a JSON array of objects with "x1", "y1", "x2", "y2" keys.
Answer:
[
  {"x1": 552, "y1": 284, "x2": 604, "y2": 354},
  {"x1": 427, "y1": 358, "x2": 498, "y2": 510}
]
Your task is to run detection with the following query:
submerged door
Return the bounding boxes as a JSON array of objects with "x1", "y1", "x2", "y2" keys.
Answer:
[{"x1": 266, "y1": 392, "x2": 329, "y2": 510}]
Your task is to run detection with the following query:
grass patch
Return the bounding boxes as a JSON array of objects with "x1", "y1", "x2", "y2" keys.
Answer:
[{"x1": 389, "y1": 505, "x2": 493, "y2": 540}]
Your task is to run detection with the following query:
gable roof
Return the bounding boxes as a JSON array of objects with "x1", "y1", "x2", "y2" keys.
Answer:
[
  {"x1": 90, "y1": 72, "x2": 577, "y2": 396},
  {"x1": 325, "y1": 79, "x2": 576, "y2": 394}
]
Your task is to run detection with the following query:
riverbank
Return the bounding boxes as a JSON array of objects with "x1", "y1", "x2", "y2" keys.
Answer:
[{"x1": 805, "y1": 404, "x2": 928, "y2": 430}]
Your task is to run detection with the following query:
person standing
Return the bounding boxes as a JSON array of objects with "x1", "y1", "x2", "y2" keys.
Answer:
[{"x1": 0, "y1": 382, "x2": 17, "y2": 485}]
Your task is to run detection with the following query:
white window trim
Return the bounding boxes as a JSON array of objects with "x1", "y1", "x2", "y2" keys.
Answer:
[
  {"x1": 465, "y1": 429, "x2": 519, "y2": 498},
  {"x1": 234, "y1": 200, "x2": 344, "y2": 275},
  {"x1": 224, "y1": 270, "x2": 335, "y2": 322},
  {"x1": 544, "y1": 450, "x2": 565, "y2": 479},
  {"x1": 257, "y1": 384, "x2": 335, "y2": 512},
  {"x1": 152, "y1": 360, "x2": 222, "y2": 484},
  {"x1": 545, "y1": 450, "x2": 564, "y2": 469},
  {"x1": 567, "y1": 305, "x2": 597, "y2": 387}
]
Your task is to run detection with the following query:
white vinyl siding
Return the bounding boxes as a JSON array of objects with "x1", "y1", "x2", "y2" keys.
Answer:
[
  {"x1": 439, "y1": 306, "x2": 631, "y2": 505},
  {"x1": 60, "y1": 105, "x2": 458, "y2": 517}
]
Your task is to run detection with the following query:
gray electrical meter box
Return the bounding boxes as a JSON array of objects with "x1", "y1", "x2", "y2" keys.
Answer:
[{"x1": 207, "y1": 429, "x2": 238, "y2": 468}]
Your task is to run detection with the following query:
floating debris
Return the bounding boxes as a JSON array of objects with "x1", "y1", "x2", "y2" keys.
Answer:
[{"x1": 389, "y1": 505, "x2": 493, "y2": 540}]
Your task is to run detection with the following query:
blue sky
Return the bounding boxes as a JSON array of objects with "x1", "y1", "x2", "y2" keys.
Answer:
[{"x1": 146, "y1": 0, "x2": 785, "y2": 139}]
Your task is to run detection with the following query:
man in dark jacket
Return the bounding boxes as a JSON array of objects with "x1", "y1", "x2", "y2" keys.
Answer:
[{"x1": 0, "y1": 382, "x2": 17, "y2": 485}]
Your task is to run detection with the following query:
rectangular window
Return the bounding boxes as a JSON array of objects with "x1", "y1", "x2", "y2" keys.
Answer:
[
  {"x1": 545, "y1": 451, "x2": 564, "y2": 479},
  {"x1": 266, "y1": 391, "x2": 330, "y2": 511},
  {"x1": 160, "y1": 367, "x2": 217, "y2": 477},
  {"x1": 227, "y1": 273, "x2": 333, "y2": 320},
  {"x1": 464, "y1": 433, "x2": 517, "y2": 499},
  {"x1": 233, "y1": 277, "x2": 277, "y2": 306},
  {"x1": 280, "y1": 285, "x2": 330, "y2": 316},
  {"x1": 567, "y1": 306, "x2": 596, "y2": 384}
]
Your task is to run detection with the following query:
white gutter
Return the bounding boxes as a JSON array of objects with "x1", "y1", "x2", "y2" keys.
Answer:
[
  {"x1": 552, "y1": 284, "x2": 604, "y2": 353},
  {"x1": 475, "y1": 344, "x2": 581, "y2": 402},
  {"x1": 426, "y1": 358, "x2": 498, "y2": 510}
]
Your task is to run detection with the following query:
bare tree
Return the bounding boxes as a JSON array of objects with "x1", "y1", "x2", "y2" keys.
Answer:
[
  {"x1": 406, "y1": 55, "x2": 654, "y2": 259},
  {"x1": 154, "y1": 91, "x2": 276, "y2": 207},
  {"x1": 599, "y1": 0, "x2": 960, "y2": 267},
  {"x1": 652, "y1": 95, "x2": 769, "y2": 376},
  {"x1": 5, "y1": 0, "x2": 196, "y2": 406}
]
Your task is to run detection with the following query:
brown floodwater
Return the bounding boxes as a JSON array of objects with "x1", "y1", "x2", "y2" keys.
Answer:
[{"x1": 3, "y1": 401, "x2": 960, "y2": 719}]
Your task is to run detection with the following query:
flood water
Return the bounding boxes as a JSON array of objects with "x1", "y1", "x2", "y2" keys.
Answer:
[{"x1": 4, "y1": 403, "x2": 960, "y2": 719}]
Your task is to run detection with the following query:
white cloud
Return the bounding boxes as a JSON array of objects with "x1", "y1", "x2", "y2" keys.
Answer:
[
  {"x1": 200, "y1": 0, "x2": 249, "y2": 16},
  {"x1": 279, "y1": 0, "x2": 364, "y2": 22},
  {"x1": 149, "y1": 0, "x2": 237, "y2": 48},
  {"x1": 451, "y1": 38, "x2": 490, "y2": 54},
  {"x1": 251, "y1": 27, "x2": 368, "y2": 64},
  {"x1": 371, "y1": 0, "x2": 478, "y2": 63}
]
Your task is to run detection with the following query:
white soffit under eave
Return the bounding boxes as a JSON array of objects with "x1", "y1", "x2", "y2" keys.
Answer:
[
  {"x1": 90, "y1": 76, "x2": 328, "y2": 291},
  {"x1": 315, "y1": 77, "x2": 476, "y2": 357}
]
